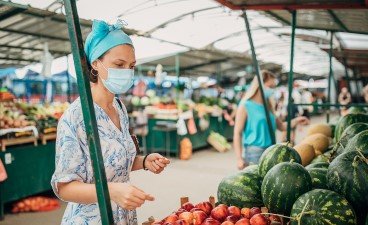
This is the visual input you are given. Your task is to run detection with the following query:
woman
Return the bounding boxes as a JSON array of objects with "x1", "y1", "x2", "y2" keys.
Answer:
[
  {"x1": 233, "y1": 70, "x2": 309, "y2": 170},
  {"x1": 51, "y1": 20, "x2": 170, "y2": 225}
]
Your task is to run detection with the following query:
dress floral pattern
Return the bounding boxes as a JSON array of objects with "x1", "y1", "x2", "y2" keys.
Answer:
[{"x1": 51, "y1": 98, "x2": 137, "y2": 225}]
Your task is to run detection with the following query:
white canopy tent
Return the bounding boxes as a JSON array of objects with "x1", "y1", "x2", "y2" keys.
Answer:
[{"x1": 11, "y1": 0, "x2": 368, "y2": 78}]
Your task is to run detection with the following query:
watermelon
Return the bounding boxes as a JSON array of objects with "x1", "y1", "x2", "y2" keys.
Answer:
[
  {"x1": 327, "y1": 150, "x2": 368, "y2": 224},
  {"x1": 349, "y1": 106, "x2": 367, "y2": 114},
  {"x1": 217, "y1": 168, "x2": 263, "y2": 208},
  {"x1": 334, "y1": 113, "x2": 368, "y2": 141},
  {"x1": 242, "y1": 164, "x2": 259, "y2": 174},
  {"x1": 261, "y1": 162, "x2": 312, "y2": 216},
  {"x1": 307, "y1": 168, "x2": 328, "y2": 189},
  {"x1": 344, "y1": 130, "x2": 368, "y2": 155},
  {"x1": 366, "y1": 214, "x2": 368, "y2": 225},
  {"x1": 258, "y1": 144, "x2": 301, "y2": 177},
  {"x1": 310, "y1": 154, "x2": 330, "y2": 164},
  {"x1": 305, "y1": 162, "x2": 329, "y2": 170},
  {"x1": 333, "y1": 123, "x2": 368, "y2": 156},
  {"x1": 290, "y1": 189, "x2": 356, "y2": 225}
]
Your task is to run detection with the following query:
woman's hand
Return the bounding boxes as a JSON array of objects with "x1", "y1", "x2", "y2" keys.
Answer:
[
  {"x1": 292, "y1": 116, "x2": 310, "y2": 128},
  {"x1": 109, "y1": 183, "x2": 154, "y2": 211},
  {"x1": 237, "y1": 158, "x2": 246, "y2": 170},
  {"x1": 144, "y1": 153, "x2": 170, "y2": 174}
]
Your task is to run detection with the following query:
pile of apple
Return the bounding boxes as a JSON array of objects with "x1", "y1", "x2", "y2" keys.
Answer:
[{"x1": 153, "y1": 201, "x2": 282, "y2": 225}]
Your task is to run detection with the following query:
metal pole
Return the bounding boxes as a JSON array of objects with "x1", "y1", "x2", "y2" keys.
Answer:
[
  {"x1": 175, "y1": 53, "x2": 180, "y2": 103},
  {"x1": 327, "y1": 32, "x2": 333, "y2": 123},
  {"x1": 353, "y1": 68, "x2": 360, "y2": 102},
  {"x1": 286, "y1": 10, "x2": 297, "y2": 142},
  {"x1": 66, "y1": 55, "x2": 72, "y2": 102},
  {"x1": 242, "y1": 11, "x2": 275, "y2": 144},
  {"x1": 63, "y1": 1, "x2": 114, "y2": 224},
  {"x1": 343, "y1": 58, "x2": 352, "y2": 94}
]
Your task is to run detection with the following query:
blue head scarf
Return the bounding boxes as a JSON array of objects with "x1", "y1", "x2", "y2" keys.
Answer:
[{"x1": 84, "y1": 19, "x2": 133, "y2": 64}]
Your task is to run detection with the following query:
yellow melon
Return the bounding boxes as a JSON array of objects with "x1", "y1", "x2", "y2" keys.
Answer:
[
  {"x1": 302, "y1": 133, "x2": 330, "y2": 154},
  {"x1": 307, "y1": 123, "x2": 332, "y2": 137},
  {"x1": 294, "y1": 143, "x2": 315, "y2": 166}
]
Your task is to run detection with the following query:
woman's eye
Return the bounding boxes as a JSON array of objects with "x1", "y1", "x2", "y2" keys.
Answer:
[{"x1": 130, "y1": 66, "x2": 136, "y2": 69}]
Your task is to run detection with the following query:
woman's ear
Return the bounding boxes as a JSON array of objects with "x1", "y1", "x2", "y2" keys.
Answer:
[{"x1": 91, "y1": 60, "x2": 99, "y2": 70}]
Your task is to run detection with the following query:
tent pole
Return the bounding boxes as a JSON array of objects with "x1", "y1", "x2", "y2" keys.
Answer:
[
  {"x1": 327, "y1": 32, "x2": 333, "y2": 123},
  {"x1": 66, "y1": 55, "x2": 72, "y2": 102},
  {"x1": 343, "y1": 58, "x2": 352, "y2": 96},
  {"x1": 242, "y1": 10, "x2": 275, "y2": 144},
  {"x1": 353, "y1": 68, "x2": 360, "y2": 102},
  {"x1": 175, "y1": 53, "x2": 180, "y2": 103},
  {"x1": 287, "y1": 10, "x2": 297, "y2": 142},
  {"x1": 63, "y1": 0, "x2": 114, "y2": 224}
]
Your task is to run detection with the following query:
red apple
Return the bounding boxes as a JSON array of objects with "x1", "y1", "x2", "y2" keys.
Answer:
[
  {"x1": 241, "y1": 208, "x2": 251, "y2": 219},
  {"x1": 193, "y1": 210, "x2": 207, "y2": 225},
  {"x1": 221, "y1": 221, "x2": 234, "y2": 225},
  {"x1": 196, "y1": 202, "x2": 213, "y2": 216},
  {"x1": 201, "y1": 218, "x2": 221, "y2": 225},
  {"x1": 228, "y1": 206, "x2": 241, "y2": 218},
  {"x1": 182, "y1": 203, "x2": 195, "y2": 212},
  {"x1": 217, "y1": 204, "x2": 228, "y2": 210},
  {"x1": 179, "y1": 212, "x2": 194, "y2": 225},
  {"x1": 250, "y1": 214, "x2": 269, "y2": 225},
  {"x1": 191, "y1": 208, "x2": 204, "y2": 213},
  {"x1": 165, "y1": 214, "x2": 179, "y2": 224},
  {"x1": 268, "y1": 215, "x2": 281, "y2": 224},
  {"x1": 177, "y1": 208, "x2": 187, "y2": 216},
  {"x1": 250, "y1": 208, "x2": 261, "y2": 218},
  {"x1": 235, "y1": 218, "x2": 251, "y2": 225},
  {"x1": 211, "y1": 206, "x2": 228, "y2": 222},
  {"x1": 225, "y1": 215, "x2": 238, "y2": 224},
  {"x1": 174, "y1": 219, "x2": 189, "y2": 225}
]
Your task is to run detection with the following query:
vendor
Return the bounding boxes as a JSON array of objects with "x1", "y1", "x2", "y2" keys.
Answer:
[
  {"x1": 51, "y1": 20, "x2": 170, "y2": 225},
  {"x1": 233, "y1": 70, "x2": 309, "y2": 170}
]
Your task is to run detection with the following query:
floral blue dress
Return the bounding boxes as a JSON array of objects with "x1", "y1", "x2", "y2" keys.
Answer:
[{"x1": 51, "y1": 98, "x2": 137, "y2": 225}]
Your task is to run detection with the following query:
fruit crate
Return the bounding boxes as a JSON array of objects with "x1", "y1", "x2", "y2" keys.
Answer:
[
  {"x1": 0, "y1": 136, "x2": 38, "y2": 151},
  {"x1": 142, "y1": 196, "x2": 216, "y2": 225}
]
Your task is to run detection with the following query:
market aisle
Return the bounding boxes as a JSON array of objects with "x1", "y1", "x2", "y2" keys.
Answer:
[{"x1": 0, "y1": 113, "x2": 338, "y2": 225}]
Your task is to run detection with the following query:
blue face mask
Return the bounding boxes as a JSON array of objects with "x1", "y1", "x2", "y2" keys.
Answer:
[
  {"x1": 264, "y1": 88, "x2": 275, "y2": 99},
  {"x1": 99, "y1": 60, "x2": 134, "y2": 94}
]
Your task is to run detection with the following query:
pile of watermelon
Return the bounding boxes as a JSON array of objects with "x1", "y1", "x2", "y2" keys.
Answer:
[{"x1": 217, "y1": 109, "x2": 368, "y2": 225}]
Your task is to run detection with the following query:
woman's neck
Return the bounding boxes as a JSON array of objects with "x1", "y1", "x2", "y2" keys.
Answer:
[
  {"x1": 91, "y1": 83, "x2": 115, "y2": 110},
  {"x1": 251, "y1": 90, "x2": 263, "y2": 104}
]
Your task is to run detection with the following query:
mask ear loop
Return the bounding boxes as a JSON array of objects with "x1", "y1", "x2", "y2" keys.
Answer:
[{"x1": 91, "y1": 68, "x2": 98, "y2": 77}]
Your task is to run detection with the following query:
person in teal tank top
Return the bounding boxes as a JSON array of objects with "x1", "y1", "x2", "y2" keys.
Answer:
[{"x1": 233, "y1": 70, "x2": 309, "y2": 170}]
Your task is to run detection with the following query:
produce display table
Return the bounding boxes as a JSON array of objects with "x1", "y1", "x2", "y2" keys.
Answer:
[
  {"x1": 0, "y1": 142, "x2": 56, "y2": 219},
  {"x1": 145, "y1": 116, "x2": 233, "y2": 156}
]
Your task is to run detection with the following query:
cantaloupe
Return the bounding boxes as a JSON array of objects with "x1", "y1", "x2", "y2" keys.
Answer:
[
  {"x1": 307, "y1": 123, "x2": 332, "y2": 137},
  {"x1": 301, "y1": 133, "x2": 330, "y2": 154},
  {"x1": 294, "y1": 143, "x2": 315, "y2": 166}
]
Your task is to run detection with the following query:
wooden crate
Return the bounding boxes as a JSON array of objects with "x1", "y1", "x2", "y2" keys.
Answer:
[
  {"x1": 39, "y1": 133, "x2": 57, "y2": 145},
  {"x1": 0, "y1": 136, "x2": 38, "y2": 151},
  {"x1": 142, "y1": 196, "x2": 216, "y2": 225}
]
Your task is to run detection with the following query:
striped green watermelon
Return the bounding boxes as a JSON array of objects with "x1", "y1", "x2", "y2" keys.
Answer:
[
  {"x1": 334, "y1": 113, "x2": 368, "y2": 141},
  {"x1": 310, "y1": 154, "x2": 330, "y2": 164},
  {"x1": 218, "y1": 166, "x2": 263, "y2": 208},
  {"x1": 333, "y1": 123, "x2": 368, "y2": 156},
  {"x1": 290, "y1": 189, "x2": 356, "y2": 225},
  {"x1": 307, "y1": 168, "x2": 328, "y2": 189},
  {"x1": 344, "y1": 130, "x2": 368, "y2": 155},
  {"x1": 261, "y1": 162, "x2": 312, "y2": 216},
  {"x1": 327, "y1": 150, "x2": 368, "y2": 224},
  {"x1": 242, "y1": 164, "x2": 259, "y2": 174},
  {"x1": 349, "y1": 107, "x2": 367, "y2": 114},
  {"x1": 305, "y1": 162, "x2": 329, "y2": 170},
  {"x1": 258, "y1": 144, "x2": 301, "y2": 177}
]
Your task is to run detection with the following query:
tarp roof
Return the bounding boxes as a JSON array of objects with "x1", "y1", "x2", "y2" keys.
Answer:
[{"x1": 8, "y1": 0, "x2": 368, "y2": 78}]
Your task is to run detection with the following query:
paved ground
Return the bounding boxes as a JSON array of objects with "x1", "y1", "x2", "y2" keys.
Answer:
[{"x1": 0, "y1": 113, "x2": 338, "y2": 225}]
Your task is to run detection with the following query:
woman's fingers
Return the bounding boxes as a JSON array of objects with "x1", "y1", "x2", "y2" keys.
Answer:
[
  {"x1": 154, "y1": 160, "x2": 166, "y2": 168},
  {"x1": 151, "y1": 161, "x2": 160, "y2": 171}
]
